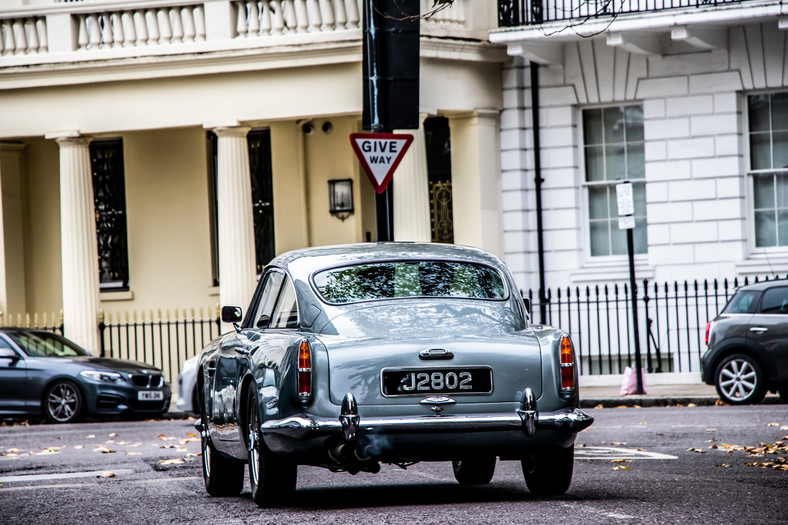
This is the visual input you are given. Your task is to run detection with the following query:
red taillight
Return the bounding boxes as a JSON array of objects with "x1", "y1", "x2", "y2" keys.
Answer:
[
  {"x1": 298, "y1": 339, "x2": 312, "y2": 398},
  {"x1": 560, "y1": 335, "x2": 575, "y2": 390},
  {"x1": 705, "y1": 321, "x2": 712, "y2": 346}
]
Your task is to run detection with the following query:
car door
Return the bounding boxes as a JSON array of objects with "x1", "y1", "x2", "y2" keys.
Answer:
[
  {"x1": 748, "y1": 286, "x2": 788, "y2": 380},
  {"x1": 0, "y1": 335, "x2": 27, "y2": 415},
  {"x1": 245, "y1": 270, "x2": 302, "y2": 422},
  {"x1": 211, "y1": 270, "x2": 285, "y2": 453}
]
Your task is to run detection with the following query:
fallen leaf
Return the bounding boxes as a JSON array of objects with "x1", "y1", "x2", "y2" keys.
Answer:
[
  {"x1": 611, "y1": 442, "x2": 628, "y2": 446},
  {"x1": 125, "y1": 452, "x2": 142, "y2": 456},
  {"x1": 74, "y1": 445, "x2": 84, "y2": 450},
  {"x1": 688, "y1": 448, "x2": 706, "y2": 453},
  {"x1": 97, "y1": 471, "x2": 115, "y2": 478},
  {"x1": 706, "y1": 429, "x2": 717, "y2": 433},
  {"x1": 612, "y1": 459, "x2": 633, "y2": 463},
  {"x1": 715, "y1": 464, "x2": 732, "y2": 468},
  {"x1": 108, "y1": 433, "x2": 118, "y2": 437},
  {"x1": 87, "y1": 435, "x2": 96, "y2": 439},
  {"x1": 159, "y1": 458, "x2": 184, "y2": 465},
  {"x1": 594, "y1": 404, "x2": 604, "y2": 409},
  {"x1": 93, "y1": 446, "x2": 116, "y2": 454},
  {"x1": 187, "y1": 433, "x2": 197, "y2": 438},
  {"x1": 613, "y1": 465, "x2": 631, "y2": 471},
  {"x1": 768, "y1": 423, "x2": 779, "y2": 427}
]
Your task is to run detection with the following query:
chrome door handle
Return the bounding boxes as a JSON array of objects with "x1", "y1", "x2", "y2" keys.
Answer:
[{"x1": 749, "y1": 327, "x2": 768, "y2": 334}]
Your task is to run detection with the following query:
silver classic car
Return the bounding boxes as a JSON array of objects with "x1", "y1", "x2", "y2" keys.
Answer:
[{"x1": 196, "y1": 243, "x2": 593, "y2": 507}]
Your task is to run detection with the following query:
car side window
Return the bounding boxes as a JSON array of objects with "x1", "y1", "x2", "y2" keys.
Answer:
[
  {"x1": 270, "y1": 278, "x2": 299, "y2": 329},
  {"x1": 723, "y1": 290, "x2": 759, "y2": 314},
  {"x1": 254, "y1": 271, "x2": 285, "y2": 328},
  {"x1": 759, "y1": 287, "x2": 788, "y2": 314}
]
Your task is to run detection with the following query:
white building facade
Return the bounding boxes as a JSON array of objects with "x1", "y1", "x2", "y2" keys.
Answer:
[{"x1": 491, "y1": 1, "x2": 788, "y2": 380}]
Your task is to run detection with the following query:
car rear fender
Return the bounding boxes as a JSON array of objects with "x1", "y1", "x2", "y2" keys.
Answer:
[{"x1": 527, "y1": 325, "x2": 579, "y2": 411}]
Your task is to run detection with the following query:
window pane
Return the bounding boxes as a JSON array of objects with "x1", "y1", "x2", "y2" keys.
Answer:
[
  {"x1": 590, "y1": 221, "x2": 610, "y2": 256},
  {"x1": 583, "y1": 109, "x2": 604, "y2": 145},
  {"x1": 776, "y1": 174, "x2": 788, "y2": 208},
  {"x1": 633, "y1": 218, "x2": 648, "y2": 254},
  {"x1": 625, "y1": 106, "x2": 644, "y2": 142},
  {"x1": 773, "y1": 131, "x2": 788, "y2": 169},
  {"x1": 610, "y1": 222, "x2": 627, "y2": 255},
  {"x1": 753, "y1": 174, "x2": 775, "y2": 210},
  {"x1": 771, "y1": 93, "x2": 788, "y2": 132},
  {"x1": 749, "y1": 95, "x2": 771, "y2": 132},
  {"x1": 627, "y1": 143, "x2": 645, "y2": 179},
  {"x1": 750, "y1": 133, "x2": 771, "y2": 170},
  {"x1": 633, "y1": 182, "x2": 647, "y2": 215},
  {"x1": 605, "y1": 144, "x2": 626, "y2": 181},
  {"x1": 604, "y1": 107, "x2": 625, "y2": 143},
  {"x1": 585, "y1": 146, "x2": 605, "y2": 182},
  {"x1": 779, "y1": 210, "x2": 788, "y2": 247},
  {"x1": 755, "y1": 210, "x2": 776, "y2": 247},
  {"x1": 588, "y1": 186, "x2": 608, "y2": 220}
]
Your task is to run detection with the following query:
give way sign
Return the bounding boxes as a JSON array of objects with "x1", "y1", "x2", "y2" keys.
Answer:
[{"x1": 349, "y1": 133, "x2": 413, "y2": 193}]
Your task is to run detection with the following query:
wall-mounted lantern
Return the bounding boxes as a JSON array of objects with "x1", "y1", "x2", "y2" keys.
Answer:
[{"x1": 328, "y1": 178, "x2": 354, "y2": 221}]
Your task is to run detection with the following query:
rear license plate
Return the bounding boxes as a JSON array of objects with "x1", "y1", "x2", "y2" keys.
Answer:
[
  {"x1": 381, "y1": 367, "x2": 492, "y2": 397},
  {"x1": 137, "y1": 391, "x2": 164, "y2": 401}
]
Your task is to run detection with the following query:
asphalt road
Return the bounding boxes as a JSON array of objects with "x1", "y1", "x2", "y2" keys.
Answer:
[{"x1": 1, "y1": 405, "x2": 787, "y2": 524}]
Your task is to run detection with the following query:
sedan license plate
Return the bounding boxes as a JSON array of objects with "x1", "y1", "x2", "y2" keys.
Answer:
[
  {"x1": 137, "y1": 390, "x2": 164, "y2": 401},
  {"x1": 381, "y1": 367, "x2": 492, "y2": 397}
]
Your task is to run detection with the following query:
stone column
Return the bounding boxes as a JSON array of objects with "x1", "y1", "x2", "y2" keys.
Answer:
[
  {"x1": 51, "y1": 132, "x2": 101, "y2": 354},
  {"x1": 448, "y1": 110, "x2": 504, "y2": 257},
  {"x1": 394, "y1": 115, "x2": 431, "y2": 242},
  {"x1": 214, "y1": 126, "x2": 256, "y2": 311}
]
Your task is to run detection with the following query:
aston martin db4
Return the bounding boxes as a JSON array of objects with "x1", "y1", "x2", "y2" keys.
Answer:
[{"x1": 196, "y1": 243, "x2": 593, "y2": 507}]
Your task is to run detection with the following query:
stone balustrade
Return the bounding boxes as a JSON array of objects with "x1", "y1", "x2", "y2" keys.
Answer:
[{"x1": 0, "y1": 0, "x2": 475, "y2": 63}]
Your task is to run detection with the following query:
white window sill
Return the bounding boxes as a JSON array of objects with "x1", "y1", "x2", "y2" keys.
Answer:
[
  {"x1": 100, "y1": 290, "x2": 133, "y2": 302},
  {"x1": 569, "y1": 256, "x2": 655, "y2": 284},
  {"x1": 735, "y1": 252, "x2": 788, "y2": 278}
]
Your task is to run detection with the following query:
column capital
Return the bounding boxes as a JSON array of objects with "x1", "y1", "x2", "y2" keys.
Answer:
[
  {"x1": 45, "y1": 130, "x2": 91, "y2": 147},
  {"x1": 211, "y1": 126, "x2": 252, "y2": 138}
]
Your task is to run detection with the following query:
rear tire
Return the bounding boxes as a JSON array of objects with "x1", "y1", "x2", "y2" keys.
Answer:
[
  {"x1": 247, "y1": 387, "x2": 296, "y2": 507},
  {"x1": 522, "y1": 445, "x2": 574, "y2": 496},
  {"x1": 452, "y1": 456, "x2": 496, "y2": 485},
  {"x1": 714, "y1": 353, "x2": 767, "y2": 405},
  {"x1": 200, "y1": 398, "x2": 244, "y2": 497}
]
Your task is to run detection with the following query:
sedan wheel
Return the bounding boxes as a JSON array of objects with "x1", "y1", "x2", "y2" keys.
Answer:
[
  {"x1": 522, "y1": 445, "x2": 574, "y2": 496},
  {"x1": 43, "y1": 380, "x2": 83, "y2": 424},
  {"x1": 452, "y1": 456, "x2": 496, "y2": 485},
  {"x1": 714, "y1": 354, "x2": 767, "y2": 405},
  {"x1": 200, "y1": 398, "x2": 243, "y2": 496},
  {"x1": 247, "y1": 388, "x2": 296, "y2": 508}
]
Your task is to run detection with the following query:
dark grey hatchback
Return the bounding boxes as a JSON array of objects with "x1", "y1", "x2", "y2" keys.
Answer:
[
  {"x1": 702, "y1": 281, "x2": 788, "y2": 405},
  {"x1": 0, "y1": 328, "x2": 171, "y2": 423}
]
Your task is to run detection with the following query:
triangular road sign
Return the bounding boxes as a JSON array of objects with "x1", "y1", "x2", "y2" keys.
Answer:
[{"x1": 349, "y1": 133, "x2": 413, "y2": 193}]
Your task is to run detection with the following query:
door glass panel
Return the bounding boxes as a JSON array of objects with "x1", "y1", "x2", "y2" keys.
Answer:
[
  {"x1": 760, "y1": 287, "x2": 788, "y2": 314},
  {"x1": 254, "y1": 272, "x2": 284, "y2": 328},
  {"x1": 271, "y1": 279, "x2": 298, "y2": 328}
]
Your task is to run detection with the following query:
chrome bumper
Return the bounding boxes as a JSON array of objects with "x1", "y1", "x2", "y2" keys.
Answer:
[{"x1": 260, "y1": 388, "x2": 594, "y2": 441}]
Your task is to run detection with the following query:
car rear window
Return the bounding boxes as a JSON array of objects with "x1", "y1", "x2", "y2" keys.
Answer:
[
  {"x1": 313, "y1": 260, "x2": 507, "y2": 304},
  {"x1": 760, "y1": 287, "x2": 788, "y2": 314},
  {"x1": 722, "y1": 290, "x2": 760, "y2": 314}
]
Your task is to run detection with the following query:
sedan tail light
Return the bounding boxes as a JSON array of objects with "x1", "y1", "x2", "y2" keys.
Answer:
[
  {"x1": 560, "y1": 335, "x2": 576, "y2": 391},
  {"x1": 298, "y1": 339, "x2": 312, "y2": 399}
]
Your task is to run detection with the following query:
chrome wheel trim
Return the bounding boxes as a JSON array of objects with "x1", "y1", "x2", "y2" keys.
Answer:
[
  {"x1": 202, "y1": 433, "x2": 211, "y2": 478},
  {"x1": 719, "y1": 358, "x2": 757, "y2": 400},
  {"x1": 47, "y1": 383, "x2": 78, "y2": 422},
  {"x1": 248, "y1": 403, "x2": 260, "y2": 487}
]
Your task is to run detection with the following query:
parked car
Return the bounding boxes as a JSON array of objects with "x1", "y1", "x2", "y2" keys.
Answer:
[
  {"x1": 702, "y1": 280, "x2": 788, "y2": 405},
  {"x1": 196, "y1": 243, "x2": 594, "y2": 507},
  {"x1": 176, "y1": 354, "x2": 200, "y2": 413},
  {"x1": 0, "y1": 328, "x2": 171, "y2": 423}
]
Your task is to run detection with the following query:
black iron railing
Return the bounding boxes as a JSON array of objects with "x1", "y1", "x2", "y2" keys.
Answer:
[
  {"x1": 524, "y1": 275, "x2": 787, "y2": 376},
  {"x1": 499, "y1": 0, "x2": 752, "y2": 26},
  {"x1": 99, "y1": 308, "x2": 222, "y2": 392}
]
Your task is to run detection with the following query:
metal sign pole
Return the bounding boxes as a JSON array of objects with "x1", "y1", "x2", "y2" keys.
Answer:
[{"x1": 617, "y1": 181, "x2": 644, "y2": 394}]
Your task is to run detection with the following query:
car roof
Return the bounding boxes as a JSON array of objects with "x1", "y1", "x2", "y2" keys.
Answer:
[
  {"x1": 734, "y1": 279, "x2": 788, "y2": 292},
  {"x1": 268, "y1": 242, "x2": 506, "y2": 277}
]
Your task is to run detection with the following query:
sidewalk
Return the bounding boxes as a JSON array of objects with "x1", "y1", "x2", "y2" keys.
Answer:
[{"x1": 579, "y1": 383, "x2": 783, "y2": 407}]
